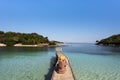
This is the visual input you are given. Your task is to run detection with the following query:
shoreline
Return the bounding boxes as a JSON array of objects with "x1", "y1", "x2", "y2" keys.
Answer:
[
  {"x1": 0, "y1": 43, "x2": 7, "y2": 47},
  {"x1": 0, "y1": 43, "x2": 65, "y2": 47}
]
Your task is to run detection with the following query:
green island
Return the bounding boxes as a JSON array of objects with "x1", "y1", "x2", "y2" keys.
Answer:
[
  {"x1": 0, "y1": 31, "x2": 64, "y2": 47},
  {"x1": 96, "y1": 34, "x2": 120, "y2": 46}
]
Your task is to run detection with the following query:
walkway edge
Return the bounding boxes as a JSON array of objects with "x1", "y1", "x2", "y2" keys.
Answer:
[{"x1": 51, "y1": 48, "x2": 76, "y2": 80}]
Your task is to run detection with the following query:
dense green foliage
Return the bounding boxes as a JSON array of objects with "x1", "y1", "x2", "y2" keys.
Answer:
[
  {"x1": 49, "y1": 41, "x2": 56, "y2": 45},
  {"x1": 49, "y1": 40, "x2": 64, "y2": 45},
  {"x1": 96, "y1": 34, "x2": 120, "y2": 46},
  {"x1": 0, "y1": 31, "x2": 50, "y2": 46}
]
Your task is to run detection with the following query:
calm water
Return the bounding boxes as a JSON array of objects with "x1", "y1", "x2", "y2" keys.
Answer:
[{"x1": 0, "y1": 43, "x2": 120, "y2": 80}]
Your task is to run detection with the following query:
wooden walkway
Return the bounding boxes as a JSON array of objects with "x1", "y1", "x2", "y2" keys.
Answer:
[{"x1": 51, "y1": 48, "x2": 75, "y2": 80}]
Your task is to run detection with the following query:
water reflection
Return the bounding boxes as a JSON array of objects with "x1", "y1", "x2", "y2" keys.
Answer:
[
  {"x1": 0, "y1": 47, "x2": 50, "y2": 60},
  {"x1": 0, "y1": 47, "x2": 49, "y2": 53},
  {"x1": 61, "y1": 43, "x2": 120, "y2": 55}
]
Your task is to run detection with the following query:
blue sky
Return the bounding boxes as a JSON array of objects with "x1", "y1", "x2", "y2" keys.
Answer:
[{"x1": 0, "y1": 0, "x2": 120, "y2": 43}]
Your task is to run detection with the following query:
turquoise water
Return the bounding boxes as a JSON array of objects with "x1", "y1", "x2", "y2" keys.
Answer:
[
  {"x1": 66, "y1": 53, "x2": 120, "y2": 80},
  {"x1": 0, "y1": 44, "x2": 120, "y2": 80},
  {"x1": 0, "y1": 47, "x2": 55, "y2": 80},
  {"x1": 63, "y1": 43, "x2": 120, "y2": 80}
]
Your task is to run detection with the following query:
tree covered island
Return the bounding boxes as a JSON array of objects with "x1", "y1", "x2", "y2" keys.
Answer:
[
  {"x1": 0, "y1": 31, "x2": 64, "y2": 47},
  {"x1": 96, "y1": 34, "x2": 120, "y2": 46}
]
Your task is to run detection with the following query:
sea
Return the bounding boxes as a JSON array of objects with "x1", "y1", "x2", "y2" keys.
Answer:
[{"x1": 0, "y1": 43, "x2": 120, "y2": 80}]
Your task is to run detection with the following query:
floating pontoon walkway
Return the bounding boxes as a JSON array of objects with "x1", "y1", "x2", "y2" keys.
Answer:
[{"x1": 51, "y1": 48, "x2": 76, "y2": 80}]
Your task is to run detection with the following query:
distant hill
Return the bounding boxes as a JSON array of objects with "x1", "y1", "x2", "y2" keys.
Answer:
[
  {"x1": 96, "y1": 34, "x2": 120, "y2": 46},
  {"x1": 0, "y1": 31, "x2": 62, "y2": 46}
]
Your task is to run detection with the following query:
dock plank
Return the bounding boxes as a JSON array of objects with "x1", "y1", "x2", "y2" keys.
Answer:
[{"x1": 51, "y1": 48, "x2": 75, "y2": 80}]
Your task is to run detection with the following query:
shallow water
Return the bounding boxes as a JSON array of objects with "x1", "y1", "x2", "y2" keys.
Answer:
[
  {"x1": 0, "y1": 43, "x2": 120, "y2": 80},
  {"x1": 63, "y1": 43, "x2": 120, "y2": 80},
  {"x1": 0, "y1": 47, "x2": 54, "y2": 80},
  {"x1": 66, "y1": 53, "x2": 120, "y2": 80}
]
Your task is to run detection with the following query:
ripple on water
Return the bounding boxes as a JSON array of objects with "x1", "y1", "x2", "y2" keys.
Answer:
[{"x1": 66, "y1": 53, "x2": 120, "y2": 80}]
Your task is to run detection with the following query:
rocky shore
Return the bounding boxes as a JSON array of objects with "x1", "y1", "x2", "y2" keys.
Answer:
[
  {"x1": 0, "y1": 43, "x2": 7, "y2": 47},
  {"x1": 0, "y1": 43, "x2": 64, "y2": 47}
]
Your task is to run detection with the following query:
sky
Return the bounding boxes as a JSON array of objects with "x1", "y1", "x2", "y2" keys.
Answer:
[{"x1": 0, "y1": 0, "x2": 120, "y2": 43}]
